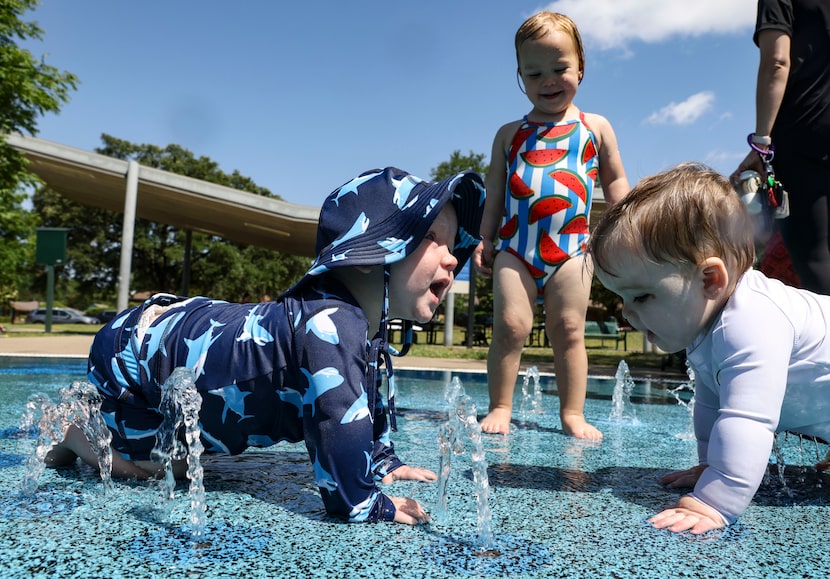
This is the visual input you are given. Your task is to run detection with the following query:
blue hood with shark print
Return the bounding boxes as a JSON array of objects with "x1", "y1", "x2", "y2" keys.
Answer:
[
  {"x1": 280, "y1": 167, "x2": 485, "y2": 433},
  {"x1": 283, "y1": 167, "x2": 486, "y2": 296}
]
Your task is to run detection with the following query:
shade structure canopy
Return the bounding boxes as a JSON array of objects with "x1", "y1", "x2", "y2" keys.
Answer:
[{"x1": 7, "y1": 133, "x2": 320, "y2": 257}]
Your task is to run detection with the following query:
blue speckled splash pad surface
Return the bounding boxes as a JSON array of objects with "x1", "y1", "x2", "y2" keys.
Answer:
[{"x1": 0, "y1": 356, "x2": 827, "y2": 578}]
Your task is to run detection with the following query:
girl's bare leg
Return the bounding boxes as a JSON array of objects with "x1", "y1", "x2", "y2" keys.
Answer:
[
  {"x1": 543, "y1": 255, "x2": 602, "y2": 440},
  {"x1": 481, "y1": 251, "x2": 537, "y2": 434}
]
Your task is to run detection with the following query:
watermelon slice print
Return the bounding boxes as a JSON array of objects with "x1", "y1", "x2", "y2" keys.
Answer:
[
  {"x1": 509, "y1": 172, "x2": 535, "y2": 199},
  {"x1": 525, "y1": 261, "x2": 547, "y2": 279},
  {"x1": 581, "y1": 138, "x2": 597, "y2": 165},
  {"x1": 528, "y1": 195, "x2": 572, "y2": 225},
  {"x1": 550, "y1": 169, "x2": 589, "y2": 203},
  {"x1": 509, "y1": 126, "x2": 536, "y2": 164},
  {"x1": 521, "y1": 148, "x2": 568, "y2": 167},
  {"x1": 538, "y1": 230, "x2": 570, "y2": 266},
  {"x1": 559, "y1": 215, "x2": 589, "y2": 235},
  {"x1": 586, "y1": 167, "x2": 599, "y2": 183},
  {"x1": 538, "y1": 123, "x2": 577, "y2": 143},
  {"x1": 506, "y1": 248, "x2": 546, "y2": 279},
  {"x1": 499, "y1": 214, "x2": 519, "y2": 239}
]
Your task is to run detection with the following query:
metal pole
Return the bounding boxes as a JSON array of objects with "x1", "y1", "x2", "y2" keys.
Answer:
[
  {"x1": 465, "y1": 267, "x2": 476, "y2": 348},
  {"x1": 45, "y1": 265, "x2": 54, "y2": 333},
  {"x1": 443, "y1": 291, "x2": 454, "y2": 346},
  {"x1": 117, "y1": 161, "x2": 139, "y2": 312}
]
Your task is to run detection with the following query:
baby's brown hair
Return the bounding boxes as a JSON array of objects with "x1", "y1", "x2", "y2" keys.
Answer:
[
  {"x1": 589, "y1": 162, "x2": 755, "y2": 278},
  {"x1": 515, "y1": 11, "x2": 585, "y2": 82}
]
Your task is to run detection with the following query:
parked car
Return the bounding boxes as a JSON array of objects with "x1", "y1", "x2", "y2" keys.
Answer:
[
  {"x1": 26, "y1": 308, "x2": 100, "y2": 325},
  {"x1": 96, "y1": 309, "x2": 120, "y2": 324}
]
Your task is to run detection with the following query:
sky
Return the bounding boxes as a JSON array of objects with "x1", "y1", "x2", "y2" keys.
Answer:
[{"x1": 20, "y1": 0, "x2": 761, "y2": 208}]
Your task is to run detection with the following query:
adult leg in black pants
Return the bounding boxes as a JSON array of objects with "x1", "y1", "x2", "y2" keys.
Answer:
[{"x1": 774, "y1": 149, "x2": 830, "y2": 295}]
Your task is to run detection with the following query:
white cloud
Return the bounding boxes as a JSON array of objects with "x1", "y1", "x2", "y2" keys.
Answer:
[
  {"x1": 704, "y1": 149, "x2": 747, "y2": 166},
  {"x1": 645, "y1": 91, "x2": 716, "y2": 125},
  {"x1": 541, "y1": 0, "x2": 756, "y2": 50}
]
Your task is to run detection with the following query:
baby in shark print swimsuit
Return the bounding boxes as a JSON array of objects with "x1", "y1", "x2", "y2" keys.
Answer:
[
  {"x1": 46, "y1": 167, "x2": 485, "y2": 525},
  {"x1": 86, "y1": 287, "x2": 401, "y2": 523}
]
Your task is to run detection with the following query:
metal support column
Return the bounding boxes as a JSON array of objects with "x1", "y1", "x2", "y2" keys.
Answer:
[{"x1": 117, "y1": 160, "x2": 139, "y2": 312}]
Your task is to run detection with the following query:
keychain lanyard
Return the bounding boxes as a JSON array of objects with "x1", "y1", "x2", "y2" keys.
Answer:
[{"x1": 747, "y1": 135, "x2": 781, "y2": 210}]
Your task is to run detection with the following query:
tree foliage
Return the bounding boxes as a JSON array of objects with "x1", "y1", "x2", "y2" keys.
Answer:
[
  {"x1": 0, "y1": 0, "x2": 78, "y2": 305},
  {"x1": 0, "y1": 0, "x2": 78, "y2": 190},
  {"x1": 33, "y1": 135, "x2": 310, "y2": 307},
  {"x1": 430, "y1": 150, "x2": 488, "y2": 181}
]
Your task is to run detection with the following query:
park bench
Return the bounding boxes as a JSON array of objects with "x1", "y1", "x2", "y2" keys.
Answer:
[
  {"x1": 584, "y1": 319, "x2": 628, "y2": 350},
  {"x1": 462, "y1": 324, "x2": 490, "y2": 347}
]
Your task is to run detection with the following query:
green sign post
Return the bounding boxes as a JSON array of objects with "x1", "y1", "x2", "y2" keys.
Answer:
[{"x1": 35, "y1": 228, "x2": 69, "y2": 333}]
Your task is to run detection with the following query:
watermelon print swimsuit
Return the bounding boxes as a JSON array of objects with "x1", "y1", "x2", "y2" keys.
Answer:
[{"x1": 497, "y1": 113, "x2": 599, "y2": 298}]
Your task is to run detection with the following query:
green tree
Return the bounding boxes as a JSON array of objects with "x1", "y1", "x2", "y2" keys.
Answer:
[
  {"x1": 0, "y1": 0, "x2": 78, "y2": 307},
  {"x1": 430, "y1": 150, "x2": 488, "y2": 181},
  {"x1": 33, "y1": 134, "x2": 310, "y2": 306}
]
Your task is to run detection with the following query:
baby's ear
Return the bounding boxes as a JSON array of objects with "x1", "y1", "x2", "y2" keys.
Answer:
[{"x1": 700, "y1": 257, "x2": 729, "y2": 299}]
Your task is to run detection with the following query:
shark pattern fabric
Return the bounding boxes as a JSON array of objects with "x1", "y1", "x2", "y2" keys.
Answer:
[
  {"x1": 87, "y1": 167, "x2": 485, "y2": 523},
  {"x1": 89, "y1": 284, "x2": 401, "y2": 523},
  {"x1": 282, "y1": 167, "x2": 485, "y2": 295}
]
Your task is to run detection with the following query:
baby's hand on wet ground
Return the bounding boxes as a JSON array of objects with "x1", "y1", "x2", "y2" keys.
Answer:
[
  {"x1": 658, "y1": 464, "x2": 706, "y2": 488},
  {"x1": 647, "y1": 495, "x2": 726, "y2": 535},
  {"x1": 390, "y1": 496, "x2": 429, "y2": 525},
  {"x1": 815, "y1": 449, "x2": 830, "y2": 471},
  {"x1": 382, "y1": 465, "x2": 437, "y2": 484}
]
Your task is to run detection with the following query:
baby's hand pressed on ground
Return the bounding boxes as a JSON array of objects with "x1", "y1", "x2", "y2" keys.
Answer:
[
  {"x1": 647, "y1": 495, "x2": 726, "y2": 535},
  {"x1": 390, "y1": 496, "x2": 429, "y2": 525},
  {"x1": 382, "y1": 465, "x2": 437, "y2": 484},
  {"x1": 658, "y1": 464, "x2": 707, "y2": 488},
  {"x1": 816, "y1": 449, "x2": 830, "y2": 471}
]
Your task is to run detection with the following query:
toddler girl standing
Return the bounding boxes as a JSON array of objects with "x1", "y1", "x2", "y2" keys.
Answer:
[{"x1": 473, "y1": 11, "x2": 629, "y2": 438}]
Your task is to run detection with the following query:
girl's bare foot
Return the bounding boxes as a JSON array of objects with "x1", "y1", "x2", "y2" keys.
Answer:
[
  {"x1": 481, "y1": 407, "x2": 512, "y2": 435},
  {"x1": 561, "y1": 415, "x2": 603, "y2": 441}
]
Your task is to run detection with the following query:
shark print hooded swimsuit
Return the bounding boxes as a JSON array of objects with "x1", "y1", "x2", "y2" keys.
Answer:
[
  {"x1": 86, "y1": 167, "x2": 485, "y2": 524},
  {"x1": 89, "y1": 285, "x2": 402, "y2": 523}
]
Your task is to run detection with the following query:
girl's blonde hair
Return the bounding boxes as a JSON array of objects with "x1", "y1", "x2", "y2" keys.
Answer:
[
  {"x1": 589, "y1": 163, "x2": 756, "y2": 277},
  {"x1": 515, "y1": 12, "x2": 585, "y2": 81}
]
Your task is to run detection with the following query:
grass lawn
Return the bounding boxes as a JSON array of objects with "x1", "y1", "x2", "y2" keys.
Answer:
[
  {"x1": 407, "y1": 328, "x2": 677, "y2": 373},
  {"x1": 3, "y1": 323, "x2": 101, "y2": 336}
]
